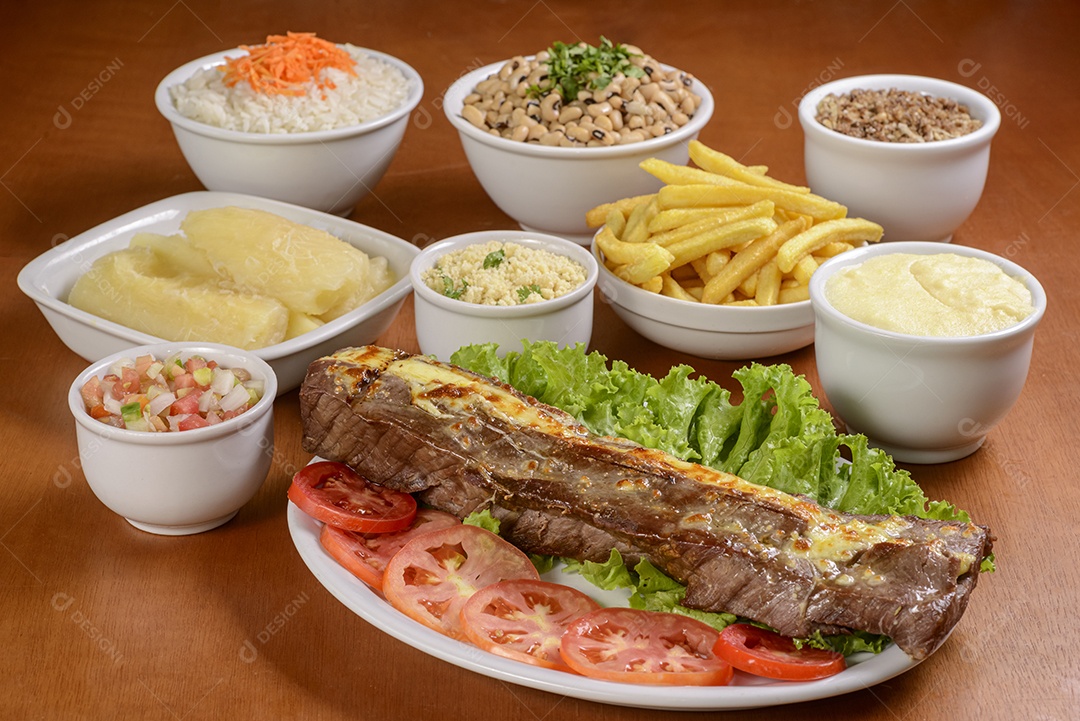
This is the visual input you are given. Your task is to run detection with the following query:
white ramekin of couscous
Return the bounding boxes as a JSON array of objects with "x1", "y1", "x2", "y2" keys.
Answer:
[{"x1": 409, "y1": 230, "x2": 598, "y2": 360}]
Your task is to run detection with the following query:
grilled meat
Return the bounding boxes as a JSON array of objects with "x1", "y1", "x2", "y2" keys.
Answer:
[{"x1": 299, "y1": 346, "x2": 992, "y2": 660}]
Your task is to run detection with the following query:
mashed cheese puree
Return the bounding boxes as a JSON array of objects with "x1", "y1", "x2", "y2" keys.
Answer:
[{"x1": 825, "y1": 252, "x2": 1034, "y2": 336}]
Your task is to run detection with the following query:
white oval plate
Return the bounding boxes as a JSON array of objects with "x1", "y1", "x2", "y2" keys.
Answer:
[{"x1": 287, "y1": 502, "x2": 922, "y2": 711}]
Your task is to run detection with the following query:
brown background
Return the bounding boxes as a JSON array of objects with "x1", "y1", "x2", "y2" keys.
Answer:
[{"x1": 2, "y1": 1, "x2": 1078, "y2": 719}]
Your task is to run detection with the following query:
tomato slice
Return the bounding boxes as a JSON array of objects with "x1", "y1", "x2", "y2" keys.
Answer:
[
  {"x1": 460, "y1": 579, "x2": 600, "y2": 671},
  {"x1": 713, "y1": 623, "x2": 846, "y2": 681},
  {"x1": 288, "y1": 461, "x2": 417, "y2": 533},
  {"x1": 382, "y1": 524, "x2": 540, "y2": 640},
  {"x1": 559, "y1": 608, "x2": 733, "y2": 686},
  {"x1": 319, "y1": 509, "x2": 461, "y2": 591}
]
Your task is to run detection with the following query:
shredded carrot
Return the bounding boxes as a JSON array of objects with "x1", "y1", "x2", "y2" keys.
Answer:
[{"x1": 220, "y1": 32, "x2": 357, "y2": 96}]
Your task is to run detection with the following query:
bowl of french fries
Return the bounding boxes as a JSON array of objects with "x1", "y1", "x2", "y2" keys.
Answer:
[{"x1": 589, "y1": 140, "x2": 883, "y2": 360}]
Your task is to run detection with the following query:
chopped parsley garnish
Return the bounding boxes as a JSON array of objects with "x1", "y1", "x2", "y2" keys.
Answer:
[
  {"x1": 517, "y1": 284, "x2": 542, "y2": 303},
  {"x1": 483, "y1": 249, "x2": 505, "y2": 269},
  {"x1": 533, "y1": 37, "x2": 645, "y2": 100},
  {"x1": 441, "y1": 275, "x2": 468, "y2": 300}
]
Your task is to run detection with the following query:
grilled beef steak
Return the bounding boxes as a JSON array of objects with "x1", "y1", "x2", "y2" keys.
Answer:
[{"x1": 299, "y1": 346, "x2": 992, "y2": 660}]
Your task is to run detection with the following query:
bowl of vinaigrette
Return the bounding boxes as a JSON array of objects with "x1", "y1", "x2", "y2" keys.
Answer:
[{"x1": 67, "y1": 342, "x2": 277, "y2": 535}]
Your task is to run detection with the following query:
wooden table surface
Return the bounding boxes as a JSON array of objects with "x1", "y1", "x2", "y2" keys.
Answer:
[{"x1": 3, "y1": 1, "x2": 1077, "y2": 718}]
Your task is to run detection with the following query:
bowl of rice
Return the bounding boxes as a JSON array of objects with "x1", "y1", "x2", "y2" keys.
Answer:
[
  {"x1": 409, "y1": 230, "x2": 598, "y2": 361},
  {"x1": 156, "y1": 33, "x2": 424, "y2": 216}
]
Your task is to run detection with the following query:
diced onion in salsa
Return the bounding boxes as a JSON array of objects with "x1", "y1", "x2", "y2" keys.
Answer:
[{"x1": 80, "y1": 353, "x2": 264, "y2": 432}]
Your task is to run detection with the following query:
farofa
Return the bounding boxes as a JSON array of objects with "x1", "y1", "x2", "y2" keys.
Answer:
[
  {"x1": 423, "y1": 240, "x2": 587, "y2": 306},
  {"x1": 815, "y1": 88, "x2": 982, "y2": 143}
]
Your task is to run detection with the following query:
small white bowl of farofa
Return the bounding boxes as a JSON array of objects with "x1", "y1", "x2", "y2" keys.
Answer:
[
  {"x1": 410, "y1": 230, "x2": 598, "y2": 361},
  {"x1": 798, "y1": 74, "x2": 1001, "y2": 243}
]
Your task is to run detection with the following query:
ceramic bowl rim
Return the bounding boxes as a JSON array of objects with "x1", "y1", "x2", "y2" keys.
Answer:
[
  {"x1": 443, "y1": 59, "x2": 714, "y2": 160},
  {"x1": 155, "y1": 47, "x2": 425, "y2": 145},
  {"x1": 591, "y1": 242, "x2": 812, "y2": 334},
  {"x1": 68, "y1": 341, "x2": 277, "y2": 446},
  {"x1": 798, "y1": 73, "x2": 1001, "y2": 153},
  {"x1": 809, "y1": 241, "x2": 1047, "y2": 345},
  {"x1": 410, "y1": 230, "x2": 599, "y2": 318}
]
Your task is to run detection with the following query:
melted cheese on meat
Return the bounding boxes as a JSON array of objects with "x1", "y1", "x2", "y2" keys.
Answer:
[{"x1": 325, "y1": 348, "x2": 951, "y2": 570}]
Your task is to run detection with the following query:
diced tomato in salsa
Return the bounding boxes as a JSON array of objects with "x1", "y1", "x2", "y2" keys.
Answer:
[
  {"x1": 134, "y1": 354, "x2": 155, "y2": 377},
  {"x1": 173, "y1": 372, "x2": 196, "y2": 390},
  {"x1": 79, "y1": 353, "x2": 264, "y2": 433},
  {"x1": 170, "y1": 390, "x2": 202, "y2": 415},
  {"x1": 119, "y1": 367, "x2": 140, "y2": 395},
  {"x1": 80, "y1": 375, "x2": 104, "y2": 408},
  {"x1": 178, "y1": 414, "x2": 211, "y2": 431}
]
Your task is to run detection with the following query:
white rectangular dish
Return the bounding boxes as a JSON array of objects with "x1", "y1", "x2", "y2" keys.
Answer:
[{"x1": 18, "y1": 191, "x2": 419, "y2": 394}]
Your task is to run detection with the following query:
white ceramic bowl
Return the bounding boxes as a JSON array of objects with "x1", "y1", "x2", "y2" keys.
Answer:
[
  {"x1": 592, "y1": 243, "x2": 814, "y2": 360},
  {"x1": 443, "y1": 60, "x2": 714, "y2": 244},
  {"x1": 17, "y1": 191, "x2": 418, "y2": 394},
  {"x1": 799, "y1": 74, "x2": 1001, "y2": 243},
  {"x1": 810, "y1": 241, "x2": 1046, "y2": 464},
  {"x1": 68, "y1": 342, "x2": 277, "y2": 535},
  {"x1": 410, "y1": 230, "x2": 598, "y2": 361},
  {"x1": 155, "y1": 47, "x2": 423, "y2": 216}
]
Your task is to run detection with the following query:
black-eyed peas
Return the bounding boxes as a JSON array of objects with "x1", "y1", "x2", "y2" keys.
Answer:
[{"x1": 461, "y1": 42, "x2": 702, "y2": 147}]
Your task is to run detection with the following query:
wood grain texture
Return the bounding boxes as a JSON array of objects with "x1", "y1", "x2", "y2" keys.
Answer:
[{"x1": 1, "y1": 1, "x2": 1077, "y2": 719}]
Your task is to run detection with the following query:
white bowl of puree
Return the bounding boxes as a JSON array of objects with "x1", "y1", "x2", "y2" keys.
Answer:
[{"x1": 809, "y1": 241, "x2": 1046, "y2": 464}]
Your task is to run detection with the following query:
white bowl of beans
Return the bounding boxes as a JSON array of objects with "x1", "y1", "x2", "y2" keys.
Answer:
[
  {"x1": 409, "y1": 230, "x2": 598, "y2": 361},
  {"x1": 798, "y1": 74, "x2": 1001, "y2": 243},
  {"x1": 443, "y1": 43, "x2": 715, "y2": 244},
  {"x1": 68, "y1": 342, "x2": 277, "y2": 535}
]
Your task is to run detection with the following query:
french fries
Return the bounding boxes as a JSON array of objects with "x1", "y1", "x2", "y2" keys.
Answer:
[
  {"x1": 593, "y1": 226, "x2": 674, "y2": 285},
  {"x1": 588, "y1": 140, "x2": 883, "y2": 306},
  {"x1": 687, "y1": 141, "x2": 811, "y2": 195},
  {"x1": 775, "y1": 218, "x2": 885, "y2": 273}
]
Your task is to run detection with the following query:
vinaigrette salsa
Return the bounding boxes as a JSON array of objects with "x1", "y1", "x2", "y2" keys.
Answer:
[{"x1": 80, "y1": 353, "x2": 264, "y2": 432}]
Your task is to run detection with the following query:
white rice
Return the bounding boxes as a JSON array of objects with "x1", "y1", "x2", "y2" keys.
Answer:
[{"x1": 169, "y1": 45, "x2": 411, "y2": 134}]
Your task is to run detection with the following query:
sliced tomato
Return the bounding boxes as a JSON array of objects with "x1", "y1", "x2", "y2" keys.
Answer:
[
  {"x1": 319, "y1": 509, "x2": 461, "y2": 591},
  {"x1": 559, "y1": 608, "x2": 733, "y2": 686},
  {"x1": 460, "y1": 579, "x2": 600, "y2": 671},
  {"x1": 382, "y1": 524, "x2": 540, "y2": 640},
  {"x1": 288, "y1": 461, "x2": 417, "y2": 533},
  {"x1": 713, "y1": 623, "x2": 846, "y2": 681}
]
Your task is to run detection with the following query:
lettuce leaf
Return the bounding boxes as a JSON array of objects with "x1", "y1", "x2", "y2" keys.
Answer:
[
  {"x1": 561, "y1": 549, "x2": 635, "y2": 591},
  {"x1": 462, "y1": 508, "x2": 500, "y2": 534},
  {"x1": 450, "y1": 341, "x2": 990, "y2": 653},
  {"x1": 453, "y1": 341, "x2": 977, "y2": 525}
]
